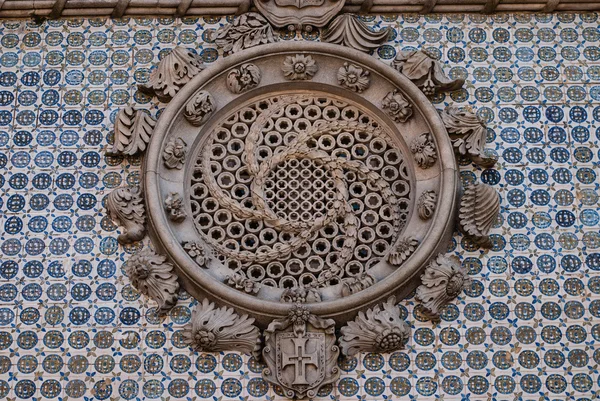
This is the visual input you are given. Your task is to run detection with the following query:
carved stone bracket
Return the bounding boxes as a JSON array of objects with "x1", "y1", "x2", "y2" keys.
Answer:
[
  {"x1": 108, "y1": 106, "x2": 155, "y2": 156},
  {"x1": 458, "y1": 182, "x2": 500, "y2": 248},
  {"x1": 106, "y1": 186, "x2": 146, "y2": 245}
]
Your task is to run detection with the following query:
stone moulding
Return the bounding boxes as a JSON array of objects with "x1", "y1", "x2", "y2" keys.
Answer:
[
  {"x1": 322, "y1": 14, "x2": 389, "y2": 53},
  {"x1": 458, "y1": 182, "x2": 500, "y2": 248},
  {"x1": 108, "y1": 106, "x2": 155, "y2": 156},
  {"x1": 106, "y1": 186, "x2": 146, "y2": 245}
]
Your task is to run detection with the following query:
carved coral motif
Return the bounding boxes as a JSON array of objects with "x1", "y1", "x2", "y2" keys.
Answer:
[
  {"x1": 282, "y1": 54, "x2": 318, "y2": 80},
  {"x1": 227, "y1": 63, "x2": 261, "y2": 94},
  {"x1": 126, "y1": 248, "x2": 180, "y2": 314},
  {"x1": 106, "y1": 186, "x2": 146, "y2": 245},
  {"x1": 322, "y1": 14, "x2": 389, "y2": 53},
  {"x1": 163, "y1": 137, "x2": 187, "y2": 169},
  {"x1": 440, "y1": 105, "x2": 497, "y2": 167},
  {"x1": 280, "y1": 287, "x2": 321, "y2": 303},
  {"x1": 182, "y1": 241, "x2": 209, "y2": 267},
  {"x1": 391, "y1": 50, "x2": 464, "y2": 96},
  {"x1": 341, "y1": 272, "x2": 375, "y2": 297},
  {"x1": 108, "y1": 106, "x2": 155, "y2": 156},
  {"x1": 337, "y1": 62, "x2": 370, "y2": 93},
  {"x1": 184, "y1": 91, "x2": 215, "y2": 127},
  {"x1": 417, "y1": 190, "x2": 437, "y2": 220},
  {"x1": 388, "y1": 236, "x2": 419, "y2": 266},
  {"x1": 164, "y1": 192, "x2": 186, "y2": 222},
  {"x1": 183, "y1": 298, "x2": 261, "y2": 355},
  {"x1": 339, "y1": 296, "x2": 410, "y2": 356},
  {"x1": 382, "y1": 89, "x2": 413, "y2": 123},
  {"x1": 458, "y1": 182, "x2": 500, "y2": 248},
  {"x1": 410, "y1": 132, "x2": 437, "y2": 168},
  {"x1": 139, "y1": 47, "x2": 205, "y2": 102},
  {"x1": 416, "y1": 254, "x2": 471, "y2": 319},
  {"x1": 212, "y1": 13, "x2": 277, "y2": 56}
]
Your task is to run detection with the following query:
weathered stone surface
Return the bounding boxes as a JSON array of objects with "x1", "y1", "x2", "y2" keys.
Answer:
[
  {"x1": 106, "y1": 186, "x2": 146, "y2": 245},
  {"x1": 212, "y1": 13, "x2": 277, "y2": 56},
  {"x1": 108, "y1": 106, "x2": 155, "y2": 156},
  {"x1": 458, "y1": 182, "x2": 500, "y2": 248}
]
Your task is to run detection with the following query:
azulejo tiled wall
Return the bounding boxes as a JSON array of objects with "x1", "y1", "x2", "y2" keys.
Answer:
[{"x1": 0, "y1": 12, "x2": 599, "y2": 400}]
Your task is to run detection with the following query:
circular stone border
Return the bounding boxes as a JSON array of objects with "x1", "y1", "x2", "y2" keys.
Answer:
[{"x1": 144, "y1": 42, "x2": 459, "y2": 326}]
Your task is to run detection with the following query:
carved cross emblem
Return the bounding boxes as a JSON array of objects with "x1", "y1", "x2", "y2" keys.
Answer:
[
  {"x1": 275, "y1": 332, "x2": 325, "y2": 391},
  {"x1": 281, "y1": 337, "x2": 319, "y2": 385}
]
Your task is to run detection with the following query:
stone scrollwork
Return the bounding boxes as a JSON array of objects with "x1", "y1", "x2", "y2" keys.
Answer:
[
  {"x1": 139, "y1": 46, "x2": 205, "y2": 103},
  {"x1": 126, "y1": 248, "x2": 180, "y2": 314},
  {"x1": 322, "y1": 14, "x2": 390, "y2": 53},
  {"x1": 183, "y1": 298, "x2": 261, "y2": 355},
  {"x1": 339, "y1": 296, "x2": 411, "y2": 356},
  {"x1": 108, "y1": 106, "x2": 156, "y2": 156},
  {"x1": 212, "y1": 13, "x2": 277, "y2": 56},
  {"x1": 416, "y1": 254, "x2": 471, "y2": 319},
  {"x1": 458, "y1": 182, "x2": 500, "y2": 248},
  {"x1": 417, "y1": 190, "x2": 437, "y2": 220},
  {"x1": 382, "y1": 89, "x2": 413, "y2": 123},
  {"x1": 388, "y1": 236, "x2": 419, "y2": 266},
  {"x1": 163, "y1": 137, "x2": 187, "y2": 169},
  {"x1": 410, "y1": 132, "x2": 437, "y2": 169},
  {"x1": 337, "y1": 62, "x2": 370, "y2": 92},
  {"x1": 106, "y1": 186, "x2": 146, "y2": 245},
  {"x1": 282, "y1": 54, "x2": 318, "y2": 81},
  {"x1": 184, "y1": 91, "x2": 215, "y2": 127},
  {"x1": 227, "y1": 63, "x2": 261, "y2": 94},
  {"x1": 164, "y1": 192, "x2": 186, "y2": 222}
]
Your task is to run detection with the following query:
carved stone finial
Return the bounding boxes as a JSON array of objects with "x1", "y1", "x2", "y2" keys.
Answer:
[
  {"x1": 388, "y1": 236, "x2": 419, "y2": 266},
  {"x1": 184, "y1": 91, "x2": 215, "y2": 126},
  {"x1": 164, "y1": 192, "x2": 187, "y2": 222},
  {"x1": 322, "y1": 14, "x2": 389, "y2": 53},
  {"x1": 227, "y1": 63, "x2": 261, "y2": 94},
  {"x1": 337, "y1": 62, "x2": 370, "y2": 93},
  {"x1": 163, "y1": 137, "x2": 187, "y2": 169},
  {"x1": 282, "y1": 54, "x2": 318, "y2": 81},
  {"x1": 458, "y1": 182, "x2": 500, "y2": 248},
  {"x1": 106, "y1": 186, "x2": 146, "y2": 245},
  {"x1": 341, "y1": 272, "x2": 375, "y2": 297},
  {"x1": 391, "y1": 50, "x2": 464, "y2": 96},
  {"x1": 227, "y1": 272, "x2": 261, "y2": 295},
  {"x1": 126, "y1": 248, "x2": 180, "y2": 314},
  {"x1": 417, "y1": 190, "x2": 437, "y2": 220},
  {"x1": 416, "y1": 254, "x2": 471, "y2": 319},
  {"x1": 339, "y1": 296, "x2": 411, "y2": 356},
  {"x1": 440, "y1": 105, "x2": 497, "y2": 167},
  {"x1": 410, "y1": 132, "x2": 437, "y2": 169},
  {"x1": 280, "y1": 287, "x2": 321, "y2": 303},
  {"x1": 139, "y1": 47, "x2": 205, "y2": 102},
  {"x1": 182, "y1": 241, "x2": 209, "y2": 267},
  {"x1": 183, "y1": 298, "x2": 261, "y2": 355},
  {"x1": 382, "y1": 89, "x2": 413, "y2": 123},
  {"x1": 108, "y1": 106, "x2": 156, "y2": 156},
  {"x1": 212, "y1": 13, "x2": 277, "y2": 56}
]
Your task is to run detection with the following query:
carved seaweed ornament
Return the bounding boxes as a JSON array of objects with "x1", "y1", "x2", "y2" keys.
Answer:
[
  {"x1": 108, "y1": 106, "x2": 155, "y2": 156},
  {"x1": 106, "y1": 186, "x2": 146, "y2": 245}
]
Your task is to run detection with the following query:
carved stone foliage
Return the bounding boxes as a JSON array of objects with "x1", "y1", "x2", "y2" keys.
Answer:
[
  {"x1": 410, "y1": 132, "x2": 437, "y2": 168},
  {"x1": 282, "y1": 54, "x2": 318, "y2": 81},
  {"x1": 341, "y1": 273, "x2": 375, "y2": 297},
  {"x1": 391, "y1": 50, "x2": 464, "y2": 96},
  {"x1": 106, "y1": 186, "x2": 146, "y2": 245},
  {"x1": 227, "y1": 63, "x2": 261, "y2": 94},
  {"x1": 262, "y1": 305, "x2": 339, "y2": 399},
  {"x1": 322, "y1": 14, "x2": 389, "y2": 53},
  {"x1": 382, "y1": 89, "x2": 413, "y2": 123},
  {"x1": 212, "y1": 13, "x2": 277, "y2": 56},
  {"x1": 108, "y1": 106, "x2": 155, "y2": 156},
  {"x1": 163, "y1": 137, "x2": 187, "y2": 169},
  {"x1": 388, "y1": 236, "x2": 419, "y2": 266},
  {"x1": 254, "y1": 0, "x2": 345, "y2": 30},
  {"x1": 182, "y1": 241, "x2": 209, "y2": 268},
  {"x1": 280, "y1": 287, "x2": 321, "y2": 303},
  {"x1": 184, "y1": 91, "x2": 215, "y2": 126},
  {"x1": 183, "y1": 298, "x2": 261, "y2": 355},
  {"x1": 416, "y1": 254, "x2": 471, "y2": 319},
  {"x1": 440, "y1": 105, "x2": 497, "y2": 167},
  {"x1": 339, "y1": 296, "x2": 411, "y2": 356},
  {"x1": 126, "y1": 248, "x2": 180, "y2": 314},
  {"x1": 337, "y1": 62, "x2": 370, "y2": 92},
  {"x1": 164, "y1": 192, "x2": 186, "y2": 222},
  {"x1": 227, "y1": 272, "x2": 261, "y2": 295},
  {"x1": 417, "y1": 190, "x2": 437, "y2": 220},
  {"x1": 139, "y1": 47, "x2": 205, "y2": 102},
  {"x1": 458, "y1": 182, "x2": 500, "y2": 248}
]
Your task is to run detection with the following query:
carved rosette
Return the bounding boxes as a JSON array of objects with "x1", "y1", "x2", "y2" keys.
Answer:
[
  {"x1": 126, "y1": 248, "x2": 180, "y2": 314},
  {"x1": 388, "y1": 236, "x2": 419, "y2": 266},
  {"x1": 212, "y1": 13, "x2": 277, "y2": 56},
  {"x1": 282, "y1": 54, "x2": 318, "y2": 81},
  {"x1": 163, "y1": 137, "x2": 187, "y2": 169},
  {"x1": 410, "y1": 132, "x2": 437, "y2": 168},
  {"x1": 339, "y1": 296, "x2": 411, "y2": 356},
  {"x1": 184, "y1": 91, "x2": 215, "y2": 126},
  {"x1": 322, "y1": 14, "x2": 390, "y2": 53},
  {"x1": 164, "y1": 192, "x2": 186, "y2": 222},
  {"x1": 337, "y1": 62, "x2": 370, "y2": 92},
  {"x1": 108, "y1": 106, "x2": 155, "y2": 156},
  {"x1": 106, "y1": 186, "x2": 146, "y2": 245},
  {"x1": 382, "y1": 89, "x2": 413, "y2": 123},
  {"x1": 183, "y1": 298, "x2": 261, "y2": 355},
  {"x1": 227, "y1": 63, "x2": 261, "y2": 94},
  {"x1": 416, "y1": 254, "x2": 471, "y2": 319},
  {"x1": 417, "y1": 190, "x2": 437, "y2": 220},
  {"x1": 458, "y1": 182, "x2": 500, "y2": 248}
]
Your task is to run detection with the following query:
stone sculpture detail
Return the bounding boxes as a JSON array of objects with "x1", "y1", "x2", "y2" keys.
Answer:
[
  {"x1": 280, "y1": 287, "x2": 321, "y2": 303},
  {"x1": 388, "y1": 236, "x2": 419, "y2": 266},
  {"x1": 163, "y1": 137, "x2": 187, "y2": 169},
  {"x1": 282, "y1": 54, "x2": 319, "y2": 80},
  {"x1": 212, "y1": 13, "x2": 277, "y2": 56},
  {"x1": 184, "y1": 91, "x2": 215, "y2": 126},
  {"x1": 182, "y1": 241, "x2": 209, "y2": 268},
  {"x1": 339, "y1": 296, "x2": 411, "y2": 356},
  {"x1": 126, "y1": 248, "x2": 180, "y2": 314},
  {"x1": 341, "y1": 273, "x2": 376, "y2": 297},
  {"x1": 382, "y1": 89, "x2": 413, "y2": 123},
  {"x1": 416, "y1": 254, "x2": 470, "y2": 319},
  {"x1": 440, "y1": 105, "x2": 497, "y2": 167},
  {"x1": 458, "y1": 182, "x2": 500, "y2": 248},
  {"x1": 164, "y1": 192, "x2": 186, "y2": 222},
  {"x1": 183, "y1": 298, "x2": 261, "y2": 355},
  {"x1": 417, "y1": 190, "x2": 437, "y2": 220},
  {"x1": 139, "y1": 46, "x2": 205, "y2": 102},
  {"x1": 337, "y1": 62, "x2": 370, "y2": 92},
  {"x1": 322, "y1": 14, "x2": 389, "y2": 53},
  {"x1": 108, "y1": 106, "x2": 156, "y2": 156},
  {"x1": 262, "y1": 305, "x2": 340, "y2": 399},
  {"x1": 254, "y1": 0, "x2": 345, "y2": 30},
  {"x1": 227, "y1": 63, "x2": 261, "y2": 94},
  {"x1": 410, "y1": 132, "x2": 437, "y2": 168},
  {"x1": 106, "y1": 186, "x2": 146, "y2": 245},
  {"x1": 391, "y1": 50, "x2": 464, "y2": 96},
  {"x1": 227, "y1": 272, "x2": 261, "y2": 294}
]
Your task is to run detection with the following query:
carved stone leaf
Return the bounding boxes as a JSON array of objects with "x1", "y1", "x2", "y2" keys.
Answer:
[
  {"x1": 226, "y1": 63, "x2": 261, "y2": 94},
  {"x1": 108, "y1": 106, "x2": 156, "y2": 156},
  {"x1": 417, "y1": 190, "x2": 437, "y2": 220},
  {"x1": 212, "y1": 13, "x2": 278, "y2": 56},
  {"x1": 184, "y1": 91, "x2": 215, "y2": 126},
  {"x1": 459, "y1": 182, "x2": 500, "y2": 248},
  {"x1": 106, "y1": 186, "x2": 146, "y2": 244},
  {"x1": 339, "y1": 296, "x2": 411, "y2": 356},
  {"x1": 387, "y1": 236, "x2": 419, "y2": 266},
  {"x1": 322, "y1": 14, "x2": 389, "y2": 53}
]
